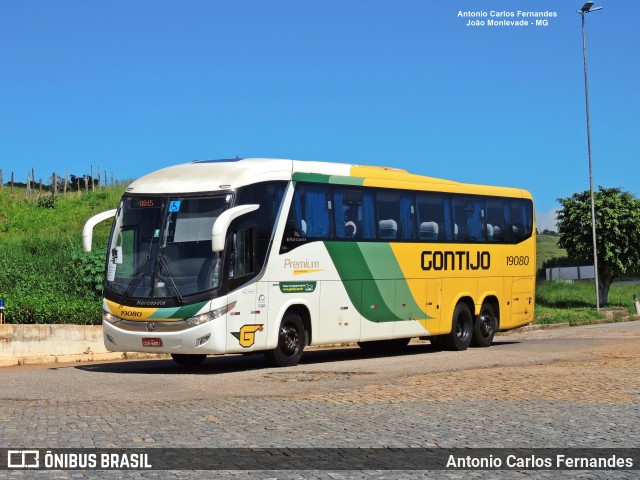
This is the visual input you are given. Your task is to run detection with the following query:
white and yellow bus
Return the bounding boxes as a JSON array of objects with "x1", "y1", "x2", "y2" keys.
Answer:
[{"x1": 83, "y1": 158, "x2": 535, "y2": 367}]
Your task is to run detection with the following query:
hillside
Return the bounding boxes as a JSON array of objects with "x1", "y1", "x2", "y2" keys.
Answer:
[
  {"x1": 536, "y1": 233, "x2": 567, "y2": 271},
  {"x1": 0, "y1": 187, "x2": 125, "y2": 324}
]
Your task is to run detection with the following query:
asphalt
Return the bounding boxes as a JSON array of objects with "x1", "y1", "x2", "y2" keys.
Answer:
[{"x1": 1, "y1": 320, "x2": 639, "y2": 479}]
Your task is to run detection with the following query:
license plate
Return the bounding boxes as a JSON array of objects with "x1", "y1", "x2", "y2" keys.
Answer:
[{"x1": 142, "y1": 338, "x2": 162, "y2": 347}]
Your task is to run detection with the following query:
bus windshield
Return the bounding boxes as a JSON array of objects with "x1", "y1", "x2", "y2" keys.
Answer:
[{"x1": 105, "y1": 194, "x2": 232, "y2": 301}]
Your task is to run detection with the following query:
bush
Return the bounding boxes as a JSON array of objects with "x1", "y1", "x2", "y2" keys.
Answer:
[
  {"x1": 1, "y1": 294, "x2": 100, "y2": 325},
  {"x1": 37, "y1": 194, "x2": 56, "y2": 209},
  {"x1": 69, "y1": 249, "x2": 107, "y2": 298}
]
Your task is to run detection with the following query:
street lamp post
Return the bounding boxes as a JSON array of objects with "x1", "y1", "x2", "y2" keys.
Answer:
[{"x1": 578, "y1": 1, "x2": 603, "y2": 311}]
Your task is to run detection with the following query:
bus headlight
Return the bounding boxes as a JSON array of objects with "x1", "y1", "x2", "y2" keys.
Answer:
[
  {"x1": 185, "y1": 301, "x2": 236, "y2": 326},
  {"x1": 102, "y1": 310, "x2": 119, "y2": 324}
]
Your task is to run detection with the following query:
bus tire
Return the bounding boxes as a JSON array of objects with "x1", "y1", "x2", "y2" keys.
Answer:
[
  {"x1": 443, "y1": 302, "x2": 473, "y2": 351},
  {"x1": 265, "y1": 312, "x2": 306, "y2": 367},
  {"x1": 171, "y1": 354, "x2": 207, "y2": 367},
  {"x1": 471, "y1": 303, "x2": 497, "y2": 348}
]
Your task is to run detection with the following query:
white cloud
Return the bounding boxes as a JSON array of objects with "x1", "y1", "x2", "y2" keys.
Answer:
[{"x1": 536, "y1": 208, "x2": 558, "y2": 233}]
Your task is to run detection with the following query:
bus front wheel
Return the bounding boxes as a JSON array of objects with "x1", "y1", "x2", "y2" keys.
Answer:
[
  {"x1": 471, "y1": 303, "x2": 497, "y2": 348},
  {"x1": 171, "y1": 354, "x2": 207, "y2": 367},
  {"x1": 265, "y1": 313, "x2": 306, "y2": 367},
  {"x1": 443, "y1": 303, "x2": 473, "y2": 351}
]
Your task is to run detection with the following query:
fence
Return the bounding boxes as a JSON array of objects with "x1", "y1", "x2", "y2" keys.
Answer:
[
  {"x1": 0, "y1": 166, "x2": 117, "y2": 197},
  {"x1": 545, "y1": 265, "x2": 595, "y2": 282}
]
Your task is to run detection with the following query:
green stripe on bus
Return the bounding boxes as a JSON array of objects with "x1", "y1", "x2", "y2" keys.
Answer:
[
  {"x1": 292, "y1": 172, "x2": 365, "y2": 186},
  {"x1": 149, "y1": 301, "x2": 209, "y2": 319},
  {"x1": 358, "y1": 243, "x2": 427, "y2": 319},
  {"x1": 329, "y1": 175, "x2": 365, "y2": 185},
  {"x1": 325, "y1": 242, "x2": 403, "y2": 322}
]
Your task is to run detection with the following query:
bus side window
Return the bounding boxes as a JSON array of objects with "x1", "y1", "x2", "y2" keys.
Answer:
[
  {"x1": 486, "y1": 198, "x2": 506, "y2": 242},
  {"x1": 510, "y1": 200, "x2": 533, "y2": 242},
  {"x1": 236, "y1": 181, "x2": 287, "y2": 238},
  {"x1": 281, "y1": 184, "x2": 331, "y2": 252},
  {"x1": 375, "y1": 190, "x2": 415, "y2": 241},
  {"x1": 376, "y1": 191, "x2": 399, "y2": 240},
  {"x1": 417, "y1": 193, "x2": 451, "y2": 241},
  {"x1": 453, "y1": 197, "x2": 484, "y2": 242},
  {"x1": 229, "y1": 228, "x2": 255, "y2": 279},
  {"x1": 303, "y1": 186, "x2": 331, "y2": 238},
  {"x1": 236, "y1": 180, "x2": 287, "y2": 268},
  {"x1": 334, "y1": 188, "x2": 363, "y2": 239}
]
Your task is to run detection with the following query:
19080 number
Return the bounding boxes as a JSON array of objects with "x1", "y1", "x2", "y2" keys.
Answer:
[{"x1": 506, "y1": 256, "x2": 529, "y2": 266}]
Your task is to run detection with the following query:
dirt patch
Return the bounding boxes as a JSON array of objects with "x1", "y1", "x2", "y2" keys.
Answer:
[
  {"x1": 303, "y1": 343, "x2": 640, "y2": 405},
  {"x1": 263, "y1": 371, "x2": 374, "y2": 383}
]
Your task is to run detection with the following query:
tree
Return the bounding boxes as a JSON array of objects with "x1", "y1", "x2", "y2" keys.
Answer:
[{"x1": 556, "y1": 187, "x2": 640, "y2": 305}]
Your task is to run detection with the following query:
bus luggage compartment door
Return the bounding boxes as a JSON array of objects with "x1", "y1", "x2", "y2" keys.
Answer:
[
  {"x1": 511, "y1": 277, "x2": 533, "y2": 327},
  {"x1": 318, "y1": 280, "x2": 361, "y2": 344}
]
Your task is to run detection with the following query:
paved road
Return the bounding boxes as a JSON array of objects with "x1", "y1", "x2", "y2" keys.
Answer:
[{"x1": 1, "y1": 321, "x2": 639, "y2": 479}]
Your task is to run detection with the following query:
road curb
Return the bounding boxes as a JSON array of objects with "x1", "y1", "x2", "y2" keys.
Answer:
[
  {"x1": 499, "y1": 322, "x2": 571, "y2": 335},
  {"x1": 0, "y1": 351, "x2": 168, "y2": 368}
]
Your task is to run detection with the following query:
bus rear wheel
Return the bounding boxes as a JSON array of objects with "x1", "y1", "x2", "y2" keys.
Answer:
[
  {"x1": 443, "y1": 303, "x2": 473, "y2": 351},
  {"x1": 171, "y1": 354, "x2": 207, "y2": 367},
  {"x1": 471, "y1": 303, "x2": 497, "y2": 348},
  {"x1": 265, "y1": 313, "x2": 306, "y2": 367}
]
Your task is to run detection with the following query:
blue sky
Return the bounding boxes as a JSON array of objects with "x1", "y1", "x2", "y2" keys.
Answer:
[{"x1": 1, "y1": 1, "x2": 637, "y2": 231}]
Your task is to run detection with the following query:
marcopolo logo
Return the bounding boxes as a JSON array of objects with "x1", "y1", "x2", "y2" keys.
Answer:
[{"x1": 421, "y1": 251, "x2": 491, "y2": 271}]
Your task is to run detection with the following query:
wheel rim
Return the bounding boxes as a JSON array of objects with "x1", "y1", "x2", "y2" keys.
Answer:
[
  {"x1": 279, "y1": 324, "x2": 299, "y2": 355},
  {"x1": 456, "y1": 313, "x2": 471, "y2": 341},
  {"x1": 478, "y1": 311, "x2": 495, "y2": 339}
]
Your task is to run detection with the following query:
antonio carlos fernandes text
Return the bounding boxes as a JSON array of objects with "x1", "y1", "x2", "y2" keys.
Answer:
[{"x1": 447, "y1": 454, "x2": 634, "y2": 469}]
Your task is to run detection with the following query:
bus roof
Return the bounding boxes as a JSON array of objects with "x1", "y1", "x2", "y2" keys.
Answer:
[{"x1": 125, "y1": 158, "x2": 532, "y2": 200}]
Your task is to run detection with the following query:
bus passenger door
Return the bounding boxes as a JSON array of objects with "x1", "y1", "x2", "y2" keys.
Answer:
[
  {"x1": 318, "y1": 280, "x2": 361, "y2": 344},
  {"x1": 225, "y1": 226, "x2": 267, "y2": 353}
]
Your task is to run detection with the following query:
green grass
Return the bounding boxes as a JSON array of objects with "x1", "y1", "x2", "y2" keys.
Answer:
[
  {"x1": 536, "y1": 233, "x2": 566, "y2": 271},
  {"x1": 534, "y1": 279, "x2": 639, "y2": 325},
  {"x1": 0, "y1": 187, "x2": 123, "y2": 239},
  {"x1": 0, "y1": 186, "x2": 125, "y2": 324},
  {"x1": 533, "y1": 234, "x2": 638, "y2": 326}
]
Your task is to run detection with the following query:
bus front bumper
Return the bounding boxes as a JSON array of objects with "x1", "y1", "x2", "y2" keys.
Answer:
[{"x1": 102, "y1": 319, "x2": 227, "y2": 355}]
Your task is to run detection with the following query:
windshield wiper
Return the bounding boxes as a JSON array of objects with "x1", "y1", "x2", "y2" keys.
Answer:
[
  {"x1": 157, "y1": 255, "x2": 185, "y2": 305},
  {"x1": 122, "y1": 255, "x2": 150, "y2": 302}
]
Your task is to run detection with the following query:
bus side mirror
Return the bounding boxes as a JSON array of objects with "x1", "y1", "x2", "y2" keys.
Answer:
[
  {"x1": 211, "y1": 204, "x2": 259, "y2": 252},
  {"x1": 83, "y1": 209, "x2": 117, "y2": 252}
]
